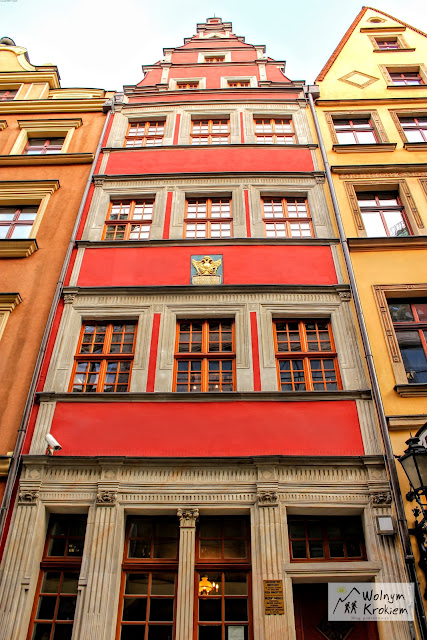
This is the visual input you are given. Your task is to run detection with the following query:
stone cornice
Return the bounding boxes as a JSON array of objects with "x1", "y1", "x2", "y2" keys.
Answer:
[
  {"x1": 0, "y1": 293, "x2": 22, "y2": 311},
  {"x1": 332, "y1": 143, "x2": 396, "y2": 154},
  {"x1": 102, "y1": 142, "x2": 318, "y2": 152},
  {"x1": 37, "y1": 389, "x2": 371, "y2": 403},
  {"x1": 76, "y1": 237, "x2": 340, "y2": 249},
  {"x1": 0, "y1": 153, "x2": 94, "y2": 166},
  {"x1": 332, "y1": 164, "x2": 427, "y2": 176},
  {"x1": 0, "y1": 99, "x2": 110, "y2": 114},
  {"x1": 0, "y1": 238, "x2": 38, "y2": 258},
  {"x1": 348, "y1": 236, "x2": 427, "y2": 251}
]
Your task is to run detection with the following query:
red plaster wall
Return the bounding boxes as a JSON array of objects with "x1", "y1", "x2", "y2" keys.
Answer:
[
  {"x1": 127, "y1": 92, "x2": 300, "y2": 104},
  {"x1": 105, "y1": 147, "x2": 313, "y2": 175},
  {"x1": 77, "y1": 245, "x2": 337, "y2": 287},
  {"x1": 41, "y1": 400, "x2": 364, "y2": 457}
]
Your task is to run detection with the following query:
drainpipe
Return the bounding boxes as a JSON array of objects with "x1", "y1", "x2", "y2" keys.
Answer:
[
  {"x1": 0, "y1": 97, "x2": 114, "y2": 543},
  {"x1": 305, "y1": 85, "x2": 427, "y2": 640}
]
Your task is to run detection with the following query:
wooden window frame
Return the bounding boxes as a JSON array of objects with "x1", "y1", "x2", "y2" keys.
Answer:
[
  {"x1": 124, "y1": 120, "x2": 165, "y2": 148},
  {"x1": 190, "y1": 118, "x2": 230, "y2": 145},
  {"x1": 387, "y1": 299, "x2": 427, "y2": 384},
  {"x1": 117, "y1": 516, "x2": 179, "y2": 640},
  {"x1": 288, "y1": 516, "x2": 366, "y2": 563},
  {"x1": 324, "y1": 110, "x2": 389, "y2": 145},
  {"x1": 356, "y1": 191, "x2": 412, "y2": 238},
  {"x1": 23, "y1": 137, "x2": 66, "y2": 155},
  {"x1": 379, "y1": 64, "x2": 427, "y2": 88},
  {"x1": 176, "y1": 81, "x2": 200, "y2": 90},
  {"x1": 26, "y1": 515, "x2": 87, "y2": 640},
  {"x1": 184, "y1": 197, "x2": 233, "y2": 239},
  {"x1": 173, "y1": 319, "x2": 236, "y2": 393},
  {"x1": 254, "y1": 117, "x2": 296, "y2": 144},
  {"x1": 227, "y1": 80, "x2": 250, "y2": 88},
  {"x1": 368, "y1": 33, "x2": 413, "y2": 51},
  {"x1": 273, "y1": 319, "x2": 342, "y2": 392},
  {"x1": 0, "y1": 204, "x2": 39, "y2": 239},
  {"x1": 343, "y1": 179, "x2": 424, "y2": 236},
  {"x1": 389, "y1": 109, "x2": 427, "y2": 144},
  {"x1": 0, "y1": 89, "x2": 17, "y2": 101},
  {"x1": 69, "y1": 321, "x2": 137, "y2": 393},
  {"x1": 204, "y1": 56, "x2": 226, "y2": 63},
  {"x1": 261, "y1": 196, "x2": 314, "y2": 238},
  {"x1": 332, "y1": 117, "x2": 378, "y2": 145},
  {"x1": 102, "y1": 199, "x2": 154, "y2": 241},
  {"x1": 195, "y1": 516, "x2": 252, "y2": 640}
]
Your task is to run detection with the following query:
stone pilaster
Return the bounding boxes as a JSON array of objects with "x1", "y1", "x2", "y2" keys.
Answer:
[
  {"x1": 76, "y1": 500, "x2": 123, "y2": 640},
  {"x1": 175, "y1": 507, "x2": 199, "y2": 640}
]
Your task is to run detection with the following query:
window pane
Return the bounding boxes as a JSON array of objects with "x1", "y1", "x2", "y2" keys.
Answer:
[
  {"x1": 125, "y1": 574, "x2": 149, "y2": 595},
  {"x1": 224, "y1": 574, "x2": 247, "y2": 595},
  {"x1": 388, "y1": 302, "x2": 414, "y2": 322},
  {"x1": 122, "y1": 597, "x2": 147, "y2": 621},
  {"x1": 149, "y1": 598, "x2": 174, "y2": 621},
  {"x1": 198, "y1": 626, "x2": 222, "y2": 640},
  {"x1": 225, "y1": 599, "x2": 248, "y2": 622},
  {"x1": 199, "y1": 599, "x2": 222, "y2": 621}
]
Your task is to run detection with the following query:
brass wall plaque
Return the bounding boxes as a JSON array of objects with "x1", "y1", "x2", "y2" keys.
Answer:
[{"x1": 264, "y1": 579, "x2": 284, "y2": 615}]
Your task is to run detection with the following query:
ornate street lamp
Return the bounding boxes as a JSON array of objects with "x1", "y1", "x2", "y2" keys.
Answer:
[{"x1": 397, "y1": 433, "x2": 427, "y2": 598}]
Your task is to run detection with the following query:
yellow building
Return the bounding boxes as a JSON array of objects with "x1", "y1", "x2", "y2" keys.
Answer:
[{"x1": 314, "y1": 4, "x2": 427, "y2": 627}]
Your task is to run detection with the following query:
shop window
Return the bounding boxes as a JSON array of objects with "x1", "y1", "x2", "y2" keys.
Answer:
[
  {"x1": 262, "y1": 197, "x2": 313, "y2": 238},
  {"x1": 118, "y1": 516, "x2": 179, "y2": 640},
  {"x1": 254, "y1": 118, "x2": 295, "y2": 144},
  {"x1": 196, "y1": 517, "x2": 251, "y2": 640},
  {"x1": 388, "y1": 300, "x2": 427, "y2": 383},
  {"x1": 124, "y1": 121, "x2": 164, "y2": 148},
  {"x1": 69, "y1": 321, "x2": 137, "y2": 393},
  {"x1": 0, "y1": 205, "x2": 39, "y2": 239},
  {"x1": 184, "y1": 197, "x2": 232, "y2": 238},
  {"x1": 190, "y1": 118, "x2": 230, "y2": 145},
  {"x1": 273, "y1": 320, "x2": 341, "y2": 391},
  {"x1": 23, "y1": 137, "x2": 65, "y2": 155},
  {"x1": 27, "y1": 515, "x2": 87, "y2": 640},
  {"x1": 356, "y1": 191, "x2": 411, "y2": 237},
  {"x1": 174, "y1": 319, "x2": 235, "y2": 392},
  {"x1": 288, "y1": 516, "x2": 366, "y2": 562},
  {"x1": 0, "y1": 89, "x2": 17, "y2": 101},
  {"x1": 102, "y1": 199, "x2": 154, "y2": 241}
]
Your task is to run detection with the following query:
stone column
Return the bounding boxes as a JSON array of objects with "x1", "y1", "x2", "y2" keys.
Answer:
[
  {"x1": 76, "y1": 490, "x2": 123, "y2": 640},
  {"x1": 253, "y1": 490, "x2": 288, "y2": 640},
  {"x1": 175, "y1": 507, "x2": 199, "y2": 640},
  {"x1": 0, "y1": 489, "x2": 46, "y2": 640}
]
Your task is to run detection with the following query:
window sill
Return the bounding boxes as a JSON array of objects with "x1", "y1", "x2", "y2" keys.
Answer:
[
  {"x1": 373, "y1": 48, "x2": 415, "y2": 53},
  {"x1": 332, "y1": 143, "x2": 396, "y2": 153},
  {"x1": 403, "y1": 142, "x2": 427, "y2": 151},
  {"x1": 387, "y1": 85, "x2": 427, "y2": 90},
  {"x1": 0, "y1": 153, "x2": 94, "y2": 166},
  {"x1": 348, "y1": 236, "x2": 427, "y2": 251},
  {"x1": 0, "y1": 238, "x2": 38, "y2": 258},
  {"x1": 394, "y1": 383, "x2": 427, "y2": 397},
  {"x1": 37, "y1": 390, "x2": 372, "y2": 403}
]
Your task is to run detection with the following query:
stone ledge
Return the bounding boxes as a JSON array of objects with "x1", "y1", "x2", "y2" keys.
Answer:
[
  {"x1": 394, "y1": 383, "x2": 427, "y2": 397},
  {"x1": 0, "y1": 238, "x2": 38, "y2": 258},
  {"x1": 0, "y1": 153, "x2": 94, "y2": 166}
]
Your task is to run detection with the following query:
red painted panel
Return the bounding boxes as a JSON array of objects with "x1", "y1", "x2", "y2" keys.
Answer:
[
  {"x1": 162, "y1": 192, "x2": 173, "y2": 239},
  {"x1": 243, "y1": 190, "x2": 251, "y2": 237},
  {"x1": 77, "y1": 246, "x2": 337, "y2": 287},
  {"x1": 173, "y1": 113, "x2": 181, "y2": 145},
  {"x1": 146, "y1": 314, "x2": 160, "y2": 392},
  {"x1": 250, "y1": 312, "x2": 261, "y2": 391},
  {"x1": 128, "y1": 91, "x2": 301, "y2": 104},
  {"x1": 105, "y1": 147, "x2": 313, "y2": 175},
  {"x1": 47, "y1": 400, "x2": 364, "y2": 457}
]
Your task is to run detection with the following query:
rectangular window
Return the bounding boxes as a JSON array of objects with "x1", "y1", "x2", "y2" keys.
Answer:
[
  {"x1": 375, "y1": 37, "x2": 400, "y2": 50},
  {"x1": 23, "y1": 137, "x2": 65, "y2": 155},
  {"x1": 190, "y1": 119, "x2": 230, "y2": 145},
  {"x1": 196, "y1": 517, "x2": 251, "y2": 640},
  {"x1": 388, "y1": 300, "x2": 427, "y2": 383},
  {"x1": 332, "y1": 117, "x2": 377, "y2": 144},
  {"x1": 227, "y1": 80, "x2": 250, "y2": 87},
  {"x1": 70, "y1": 322, "x2": 137, "y2": 393},
  {"x1": 254, "y1": 118, "x2": 295, "y2": 144},
  {"x1": 118, "y1": 517, "x2": 179, "y2": 640},
  {"x1": 0, "y1": 89, "x2": 17, "y2": 101},
  {"x1": 288, "y1": 516, "x2": 366, "y2": 562},
  {"x1": 103, "y1": 200, "x2": 154, "y2": 241},
  {"x1": 176, "y1": 81, "x2": 199, "y2": 90},
  {"x1": 205, "y1": 56, "x2": 225, "y2": 63},
  {"x1": 262, "y1": 197, "x2": 313, "y2": 238},
  {"x1": 28, "y1": 515, "x2": 87, "y2": 640},
  {"x1": 356, "y1": 191, "x2": 411, "y2": 237},
  {"x1": 398, "y1": 116, "x2": 427, "y2": 142},
  {"x1": 274, "y1": 320, "x2": 341, "y2": 391},
  {"x1": 124, "y1": 121, "x2": 164, "y2": 148},
  {"x1": 389, "y1": 71, "x2": 424, "y2": 86},
  {"x1": 184, "y1": 198, "x2": 232, "y2": 239},
  {"x1": 0, "y1": 205, "x2": 38, "y2": 239},
  {"x1": 174, "y1": 319, "x2": 235, "y2": 392}
]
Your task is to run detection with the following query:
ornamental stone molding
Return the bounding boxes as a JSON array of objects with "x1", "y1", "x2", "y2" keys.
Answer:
[
  {"x1": 371, "y1": 491, "x2": 392, "y2": 506},
  {"x1": 257, "y1": 491, "x2": 279, "y2": 506},
  {"x1": 177, "y1": 508, "x2": 199, "y2": 527},
  {"x1": 18, "y1": 489, "x2": 39, "y2": 504},
  {"x1": 96, "y1": 490, "x2": 117, "y2": 506},
  {"x1": 63, "y1": 292, "x2": 77, "y2": 305}
]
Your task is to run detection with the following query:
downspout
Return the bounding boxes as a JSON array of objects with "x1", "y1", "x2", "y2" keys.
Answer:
[
  {"x1": 305, "y1": 85, "x2": 427, "y2": 640},
  {"x1": 0, "y1": 97, "x2": 114, "y2": 543}
]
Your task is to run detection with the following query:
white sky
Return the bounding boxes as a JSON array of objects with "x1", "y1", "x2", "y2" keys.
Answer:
[{"x1": 1, "y1": 0, "x2": 426, "y2": 90}]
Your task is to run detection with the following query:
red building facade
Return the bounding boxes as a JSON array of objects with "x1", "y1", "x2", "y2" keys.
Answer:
[{"x1": 0, "y1": 18, "x2": 411, "y2": 640}]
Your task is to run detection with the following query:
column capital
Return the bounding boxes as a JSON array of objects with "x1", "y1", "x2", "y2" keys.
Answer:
[{"x1": 177, "y1": 507, "x2": 199, "y2": 527}]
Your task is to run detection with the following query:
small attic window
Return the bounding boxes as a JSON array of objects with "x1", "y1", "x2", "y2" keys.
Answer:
[{"x1": 368, "y1": 17, "x2": 386, "y2": 24}]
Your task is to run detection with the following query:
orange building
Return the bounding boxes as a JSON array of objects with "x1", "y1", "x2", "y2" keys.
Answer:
[{"x1": 0, "y1": 37, "x2": 113, "y2": 523}]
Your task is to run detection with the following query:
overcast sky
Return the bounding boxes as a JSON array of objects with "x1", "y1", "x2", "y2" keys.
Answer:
[{"x1": 1, "y1": 0, "x2": 426, "y2": 90}]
